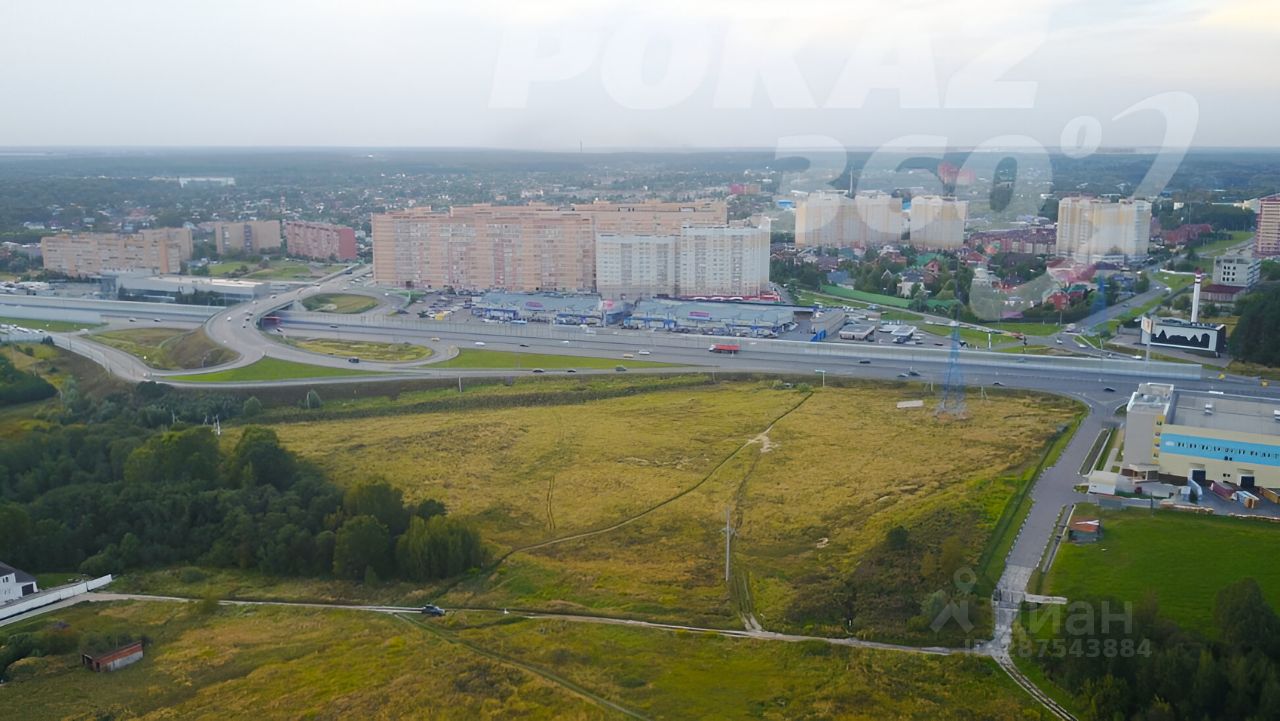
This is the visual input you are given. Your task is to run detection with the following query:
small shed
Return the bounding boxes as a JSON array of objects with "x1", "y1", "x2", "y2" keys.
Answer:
[
  {"x1": 82, "y1": 641, "x2": 144, "y2": 672},
  {"x1": 1068, "y1": 518, "x2": 1103, "y2": 543}
]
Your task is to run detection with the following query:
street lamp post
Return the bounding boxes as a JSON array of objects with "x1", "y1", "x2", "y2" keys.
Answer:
[{"x1": 815, "y1": 369, "x2": 826, "y2": 388}]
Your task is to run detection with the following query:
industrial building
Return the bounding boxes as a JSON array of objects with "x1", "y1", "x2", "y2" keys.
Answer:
[
  {"x1": 285, "y1": 221, "x2": 358, "y2": 261},
  {"x1": 624, "y1": 299, "x2": 794, "y2": 336},
  {"x1": 471, "y1": 292, "x2": 628, "y2": 325},
  {"x1": 41, "y1": 230, "x2": 193, "y2": 277},
  {"x1": 210, "y1": 220, "x2": 282, "y2": 255},
  {"x1": 1055, "y1": 196, "x2": 1151, "y2": 264},
  {"x1": 1124, "y1": 383, "x2": 1280, "y2": 491},
  {"x1": 104, "y1": 272, "x2": 267, "y2": 303}
]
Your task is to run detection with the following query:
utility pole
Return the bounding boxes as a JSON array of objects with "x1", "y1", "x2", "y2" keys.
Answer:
[{"x1": 722, "y1": 507, "x2": 735, "y2": 583}]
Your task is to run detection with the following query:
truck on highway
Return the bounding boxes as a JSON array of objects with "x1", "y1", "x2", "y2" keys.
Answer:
[{"x1": 708, "y1": 343, "x2": 740, "y2": 354}]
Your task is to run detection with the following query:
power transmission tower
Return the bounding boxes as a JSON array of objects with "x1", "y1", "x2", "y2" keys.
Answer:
[{"x1": 936, "y1": 320, "x2": 968, "y2": 418}]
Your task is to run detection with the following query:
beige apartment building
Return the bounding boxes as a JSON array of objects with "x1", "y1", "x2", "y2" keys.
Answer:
[
  {"x1": 1257, "y1": 194, "x2": 1280, "y2": 257},
  {"x1": 41, "y1": 231, "x2": 192, "y2": 277},
  {"x1": 211, "y1": 220, "x2": 282, "y2": 255},
  {"x1": 284, "y1": 221, "x2": 358, "y2": 261},
  {"x1": 1055, "y1": 197, "x2": 1151, "y2": 264},
  {"x1": 570, "y1": 200, "x2": 727, "y2": 235},
  {"x1": 372, "y1": 205, "x2": 596, "y2": 292},
  {"x1": 908, "y1": 196, "x2": 968, "y2": 250},
  {"x1": 796, "y1": 192, "x2": 903, "y2": 248},
  {"x1": 595, "y1": 234, "x2": 677, "y2": 298}
]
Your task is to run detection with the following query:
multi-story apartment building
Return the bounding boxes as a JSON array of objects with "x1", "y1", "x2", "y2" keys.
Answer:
[
  {"x1": 570, "y1": 200, "x2": 727, "y2": 235},
  {"x1": 210, "y1": 220, "x2": 282, "y2": 255},
  {"x1": 908, "y1": 196, "x2": 967, "y2": 250},
  {"x1": 595, "y1": 222, "x2": 770, "y2": 299},
  {"x1": 137, "y1": 227, "x2": 193, "y2": 260},
  {"x1": 594, "y1": 234, "x2": 677, "y2": 298},
  {"x1": 675, "y1": 223, "x2": 770, "y2": 298},
  {"x1": 371, "y1": 205, "x2": 596, "y2": 292},
  {"x1": 796, "y1": 192, "x2": 903, "y2": 248},
  {"x1": 1256, "y1": 194, "x2": 1280, "y2": 257},
  {"x1": 41, "y1": 231, "x2": 192, "y2": 277},
  {"x1": 1055, "y1": 196, "x2": 1151, "y2": 264},
  {"x1": 284, "y1": 221, "x2": 358, "y2": 261}
]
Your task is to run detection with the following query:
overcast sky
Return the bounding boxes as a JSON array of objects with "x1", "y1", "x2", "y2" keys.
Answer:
[{"x1": 1, "y1": 0, "x2": 1276, "y2": 150}]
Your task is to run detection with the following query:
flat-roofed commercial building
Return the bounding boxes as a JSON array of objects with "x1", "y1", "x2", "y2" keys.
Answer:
[
  {"x1": 570, "y1": 200, "x2": 727, "y2": 235},
  {"x1": 908, "y1": 196, "x2": 967, "y2": 250},
  {"x1": 371, "y1": 205, "x2": 595, "y2": 292},
  {"x1": 41, "y1": 231, "x2": 192, "y2": 277},
  {"x1": 211, "y1": 220, "x2": 282, "y2": 255},
  {"x1": 1124, "y1": 383, "x2": 1280, "y2": 490},
  {"x1": 284, "y1": 221, "x2": 358, "y2": 261},
  {"x1": 796, "y1": 192, "x2": 903, "y2": 248},
  {"x1": 1055, "y1": 196, "x2": 1151, "y2": 264}
]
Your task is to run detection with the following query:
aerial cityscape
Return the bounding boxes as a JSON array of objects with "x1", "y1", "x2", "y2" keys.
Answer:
[{"x1": 1, "y1": 2, "x2": 1279, "y2": 720}]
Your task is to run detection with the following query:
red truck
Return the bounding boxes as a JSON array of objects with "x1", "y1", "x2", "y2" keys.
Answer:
[{"x1": 709, "y1": 344, "x2": 741, "y2": 354}]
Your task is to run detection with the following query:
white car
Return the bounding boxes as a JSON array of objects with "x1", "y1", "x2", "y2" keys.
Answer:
[
  {"x1": 638, "y1": 350, "x2": 651, "y2": 355},
  {"x1": 226, "y1": 316, "x2": 232, "y2": 322},
  {"x1": 474, "y1": 341, "x2": 486, "y2": 346}
]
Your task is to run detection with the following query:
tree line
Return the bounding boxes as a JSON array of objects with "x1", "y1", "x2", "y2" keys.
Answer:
[{"x1": 0, "y1": 419, "x2": 485, "y2": 585}]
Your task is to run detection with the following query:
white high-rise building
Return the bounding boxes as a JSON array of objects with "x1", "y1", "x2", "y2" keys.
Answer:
[
  {"x1": 594, "y1": 234, "x2": 677, "y2": 298},
  {"x1": 908, "y1": 196, "x2": 968, "y2": 250},
  {"x1": 796, "y1": 192, "x2": 902, "y2": 248},
  {"x1": 676, "y1": 223, "x2": 770, "y2": 298},
  {"x1": 1055, "y1": 197, "x2": 1151, "y2": 264}
]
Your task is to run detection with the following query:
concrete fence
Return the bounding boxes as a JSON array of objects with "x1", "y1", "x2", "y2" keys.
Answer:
[
  {"x1": 0, "y1": 575, "x2": 113, "y2": 622},
  {"x1": 277, "y1": 312, "x2": 1203, "y2": 380}
]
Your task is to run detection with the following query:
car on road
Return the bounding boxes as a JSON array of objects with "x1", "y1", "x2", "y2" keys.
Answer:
[
  {"x1": 561, "y1": 340, "x2": 570, "y2": 345},
  {"x1": 519, "y1": 343, "x2": 530, "y2": 348},
  {"x1": 566, "y1": 369, "x2": 577, "y2": 373},
  {"x1": 420, "y1": 604, "x2": 446, "y2": 617},
  {"x1": 897, "y1": 372, "x2": 909, "y2": 378},
  {"x1": 622, "y1": 353, "x2": 634, "y2": 359},
  {"x1": 270, "y1": 294, "x2": 277, "y2": 299},
  {"x1": 531, "y1": 368, "x2": 544, "y2": 373},
  {"x1": 615, "y1": 365, "x2": 628, "y2": 372},
  {"x1": 638, "y1": 350, "x2": 651, "y2": 355},
  {"x1": 328, "y1": 324, "x2": 338, "y2": 329},
  {"x1": 430, "y1": 337, "x2": 441, "y2": 342},
  {"x1": 474, "y1": 341, "x2": 486, "y2": 346},
  {"x1": 907, "y1": 370, "x2": 921, "y2": 377},
  {"x1": 226, "y1": 316, "x2": 232, "y2": 322},
  {"x1": 992, "y1": 381, "x2": 1005, "y2": 387},
  {"x1": 348, "y1": 357, "x2": 360, "y2": 364},
  {"x1": 1055, "y1": 338, "x2": 1063, "y2": 345},
  {"x1": 152, "y1": 318, "x2": 161, "y2": 323},
  {"x1": 1103, "y1": 387, "x2": 1116, "y2": 392},
  {"x1": 128, "y1": 317, "x2": 137, "y2": 322},
  {"x1": 858, "y1": 359, "x2": 871, "y2": 364}
]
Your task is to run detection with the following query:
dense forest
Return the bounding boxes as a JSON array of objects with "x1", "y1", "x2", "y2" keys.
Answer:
[
  {"x1": 1026, "y1": 579, "x2": 1280, "y2": 720},
  {"x1": 0, "y1": 388, "x2": 485, "y2": 585},
  {"x1": 0, "y1": 351, "x2": 57, "y2": 407},
  {"x1": 1228, "y1": 285, "x2": 1280, "y2": 367}
]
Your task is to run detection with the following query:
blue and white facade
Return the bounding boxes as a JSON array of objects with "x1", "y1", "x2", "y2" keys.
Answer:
[{"x1": 1124, "y1": 383, "x2": 1280, "y2": 491}]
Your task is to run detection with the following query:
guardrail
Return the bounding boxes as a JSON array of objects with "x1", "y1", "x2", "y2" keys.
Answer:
[
  {"x1": 0, "y1": 295, "x2": 222, "y2": 319},
  {"x1": 276, "y1": 312, "x2": 1202, "y2": 380}
]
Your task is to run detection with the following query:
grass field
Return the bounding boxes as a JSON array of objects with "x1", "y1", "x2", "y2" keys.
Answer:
[
  {"x1": 170, "y1": 357, "x2": 383, "y2": 383},
  {"x1": 286, "y1": 337, "x2": 432, "y2": 362},
  {"x1": 89, "y1": 327, "x2": 238, "y2": 369},
  {"x1": 983, "y1": 321, "x2": 1064, "y2": 336},
  {"x1": 432, "y1": 349, "x2": 678, "y2": 370},
  {"x1": 208, "y1": 260, "x2": 345, "y2": 281},
  {"x1": 1196, "y1": 230, "x2": 1253, "y2": 258},
  {"x1": 301, "y1": 293, "x2": 378, "y2": 313},
  {"x1": 0, "y1": 316, "x2": 100, "y2": 332},
  {"x1": 1045, "y1": 505, "x2": 1280, "y2": 632},
  {"x1": 0, "y1": 600, "x2": 1046, "y2": 720},
  {"x1": 251, "y1": 380, "x2": 1076, "y2": 636}
]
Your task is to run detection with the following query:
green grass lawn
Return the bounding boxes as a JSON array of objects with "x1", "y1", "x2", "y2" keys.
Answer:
[
  {"x1": 1196, "y1": 231, "x2": 1253, "y2": 258},
  {"x1": 0, "y1": 316, "x2": 101, "y2": 332},
  {"x1": 1155, "y1": 271, "x2": 1195, "y2": 293},
  {"x1": 432, "y1": 349, "x2": 679, "y2": 370},
  {"x1": 983, "y1": 321, "x2": 1063, "y2": 336},
  {"x1": 169, "y1": 357, "x2": 384, "y2": 383},
  {"x1": 89, "y1": 327, "x2": 238, "y2": 369},
  {"x1": 818, "y1": 284, "x2": 913, "y2": 308},
  {"x1": 207, "y1": 260, "x2": 344, "y2": 281},
  {"x1": 793, "y1": 289, "x2": 924, "y2": 322},
  {"x1": 1045, "y1": 506, "x2": 1280, "y2": 633},
  {"x1": 301, "y1": 293, "x2": 378, "y2": 314},
  {"x1": 286, "y1": 337, "x2": 431, "y2": 362}
]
